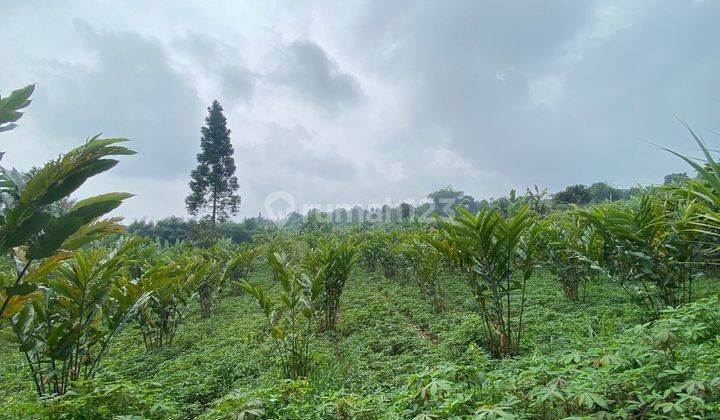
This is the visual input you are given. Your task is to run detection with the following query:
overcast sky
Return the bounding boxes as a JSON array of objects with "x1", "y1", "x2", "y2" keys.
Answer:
[{"x1": 1, "y1": 0, "x2": 719, "y2": 221}]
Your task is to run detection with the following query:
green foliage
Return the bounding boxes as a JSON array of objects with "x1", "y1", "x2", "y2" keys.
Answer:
[
  {"x1": 430, "y1": 206, "x2": 544, "y2": 358},
  {"x1": 587, "y1": 181, "x2": 630, "y2": 204},
  {"x1": 541, "y1": 212, "x2": 601, "y2": 301},
  {"x1": 578, "y1": 193, "x2": 700, "y2": 315},
  {"x1": 664, "y1": 172, "x2": 690, "y2": 186},
  {"x1": 135, "y1": 250, "x2": 198, "y2": 350},
  {"x1": 0, "y1": 84, "x2": 34, "y2": 134},
  {"x1": 0, "y1": 149, "x2": 134, "y2": 318},
  {"x1": 399, "y1": 232, "x2": 447, "y2": 310},
  {"x1": 3, "y1": 107, "x2": 720, "y2": 418},
  {"x1": 243, "y1": 253, "x2": 320, "y2": 379},
  {"x1": 0, "y1": 85, "x2": 134, "y2": 327},
  {"x1": 226, "y1": 246, "x2": 261, "y2": 296},
  {"x1": 360, "y1": 228, "x2": 402, "y2": 280},
  {"x1": 395, "y1": 295, "x2": 720, "y2": 418},
  {"x1": 663, "y1": 124, "x2": 720, "y2": 248},
  {"x1": 186, "y1": 100, "x2": 240, "y2": 226},
  {"x1": 553, "y1": 184, "x2": 592, "y2": 206},
  {"x1": 194, "y1": 250, "x2": 224, "y2": 318},
  {"x1": 3, "y1": 238, "x2": 151, "y2": 396},
  {"x1": 302, "y1": 238, "x2": 360, "y2": 332}
]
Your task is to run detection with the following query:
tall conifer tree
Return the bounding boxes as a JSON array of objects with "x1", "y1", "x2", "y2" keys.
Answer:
[{"x1": 186, "y1": 100, "x2": 240, "y2": 226}]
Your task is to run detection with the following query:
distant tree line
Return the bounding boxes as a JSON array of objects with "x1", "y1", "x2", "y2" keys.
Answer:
[
  {"x1": 127, "y1": 215, "x2": 273, "y2": 245},
  {"x1": 129, "y1": 174, "x2": 686, "y2": 243}
]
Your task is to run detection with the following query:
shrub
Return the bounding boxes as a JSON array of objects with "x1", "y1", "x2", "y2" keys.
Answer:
[
  {"x1": 6, "y1": 238, "x2": 151, "y2": 396},
  {"x1": 578, "y1": 194, "x2": 699, "y2": 315},
  {"x1": 541, "y1": 212, "x2": 601, "y2": 301},
  {"x1": 399, "y1": 233, "x2": 446, "y2": 310},
  {"x1": 243, "y1": 253, "x2": 321, "y2": 379},
  {"x1": 429, "y1": 206, "x2": 544, "y2": 358},
  {"x1": 136, "y1": 254, "x2": 199, "y2": 350},
  {"x1": 302, "y1": 238, "x2": 360, "y2": 332}
]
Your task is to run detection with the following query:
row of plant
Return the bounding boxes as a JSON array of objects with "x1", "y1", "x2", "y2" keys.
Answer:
[{"x1": 2, "y1": 82, "x2": 719, "y2": 416}]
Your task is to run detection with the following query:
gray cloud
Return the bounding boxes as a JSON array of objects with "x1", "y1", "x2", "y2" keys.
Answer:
[
  {"x1": 342, "y1": 0, "x2": 719, "y2": 192},
  {"x1": 0, "y1": 0, "x2": 718, "y2": 221},
  {"x1": 235, "y1": 122, "x2": 360, "y2": 217},
  {"x1": 220, "y1": 65, "x2": 255, "y2": 102},
  {"x1": 32, "y1": 21, "x2": 202, "y2": 180},
  {"x1": 173, "y1": 31, "x2": 256, "y2": 103},
  {"x1": 270, "y1": 40, "x2": 362, "y2": 112}
]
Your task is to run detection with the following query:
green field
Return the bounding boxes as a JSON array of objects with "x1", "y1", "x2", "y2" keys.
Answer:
[{"x1": 2, "y1": 265, "x2": 718, "y2": 419}]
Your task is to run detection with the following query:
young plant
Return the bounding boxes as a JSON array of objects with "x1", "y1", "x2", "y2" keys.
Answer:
[
  {"x1": 6, "y1": 238, "x2": 151, "y2": 396},
  {"x1": 578, "y1": 194, "x2": 699, "y2": 315},
  {"x1": 361, "y1": 229, "x2": 401, "y2": 280},
  {"x1": 399, "y1": 233, "x2": 446, "y2": 310},
  {"x1": 190, "y1": 253, "x2": 218, "y2": 318},
  {"x1": 227, "y1": 246, "x2": 261, "y2": 296},
  {"x1": 429, "y1": 206, "x2": 543, "y2": 358},
  {"x1": 302, "y1": 239, "x2": 360, "y2": 332},
  {"x1": 541, "y1": 212, "x2": 600, "y2": 301},
  {"x1": 135, "y1": 255, "x2": 198, "y2": 350},
  {"x1": 243, "y1": 253, "x2": 321, "y2": 379}
]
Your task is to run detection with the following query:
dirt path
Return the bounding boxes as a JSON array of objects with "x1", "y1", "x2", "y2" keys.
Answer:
[{"x1": 382, "y1": 290, "x2": 439, "y2": 345}]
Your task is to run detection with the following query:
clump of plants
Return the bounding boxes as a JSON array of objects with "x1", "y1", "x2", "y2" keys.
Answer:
[
  {"x1": 302, "y1": 238, "x2": 360, "y2": 332},
  {"x1": 8, "y1": 239, "x2": 153, "y2": 396},
  {"x1": 243, "y1": 252, "x2": 321, "y2": 379},
  {"x1": 398, "y1": 232, "x2": 446, "y2": 310},
  {"x1": 540, "y1": 212, "x2": 600, "y2": 301},
  {"x1": 360, "y1": 229, "x2": 402, "y2": 280},
  {"x1": 227, "y1": 246, "x2": 261, "y2": 296},
  {"x1": 0, "y1": 84, "x2": 143, "y2": 396},
  {"x1": 430, "y1": 206, "x2": 544, "y2": 358},
  {"x1": 578, "y1": 193, "x2": 700, "y2": 315},
  {"x1": 134, "y1": 250, "x2": 201, "y2": 350}
]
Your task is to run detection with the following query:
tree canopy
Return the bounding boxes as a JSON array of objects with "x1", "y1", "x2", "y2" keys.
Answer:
[{"x1": 186, "y1": 100, "x2": 241, "y2": 226}]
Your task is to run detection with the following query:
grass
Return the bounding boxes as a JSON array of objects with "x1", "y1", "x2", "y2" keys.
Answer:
[{"x1": 0, "y1": 266, "x2": 716, "y2": 418}]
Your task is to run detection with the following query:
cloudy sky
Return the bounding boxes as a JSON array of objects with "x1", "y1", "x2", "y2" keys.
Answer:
[{"x1": 1, "y1": 0, "x2": 719, "y2": 221}]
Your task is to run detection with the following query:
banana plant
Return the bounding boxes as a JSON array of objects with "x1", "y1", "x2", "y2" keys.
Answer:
[
  {"x1": 4, "y1": 237, "x2": 151, "y2": 396},
  {"x1": 429, "y1": 206, "x2": 544, "y2": 358},
  {"x1": 302, "y1": 238, "x2": 359, "y2": 332},
  {"x1": 243, "y1": 252, "x2": 321, "y2": 379}
]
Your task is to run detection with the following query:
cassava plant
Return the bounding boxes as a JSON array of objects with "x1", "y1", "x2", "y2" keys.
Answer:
[
  {"x1": 429, "y1": 206, "x2": 543, "y2": 358},
  {"x1": 243, "y1": 252, "x2": 321, "y2": 379}
]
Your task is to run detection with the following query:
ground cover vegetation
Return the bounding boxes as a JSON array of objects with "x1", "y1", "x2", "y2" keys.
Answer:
[{"x1": 2, "y1": 84, "x2": 720, "y2": 418}]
